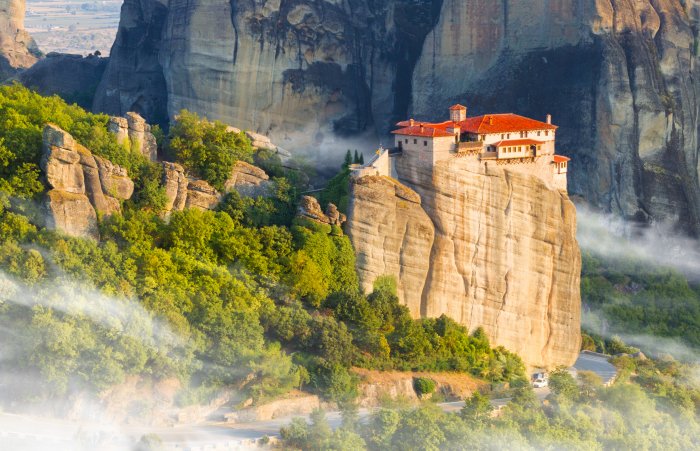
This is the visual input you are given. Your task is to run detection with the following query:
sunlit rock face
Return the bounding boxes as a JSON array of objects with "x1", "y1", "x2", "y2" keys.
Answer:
[
  {"x1": 94, "y1": 0, "x2": 441, "y2": 155},
  {"x1": 41, "y1": 124, "x2": 135, "y2": 240},
  {"x1": 410, "y1": 0, "x2": 700, "y2": 235},
  {"x1": 94, "y1": 0, "x2": 700, "y2": 233},
  {"x1": 0, "y1": 0, "x2": 39, "y2": 78},
  {"x1": 347, "y1": 156, "x2": 582, "y2": 369}
]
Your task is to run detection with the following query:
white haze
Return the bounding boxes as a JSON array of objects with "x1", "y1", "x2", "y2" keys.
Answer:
[
  {"x1": 575, "y1": 204, "x2": 700, "y2": 280},
  {"x1": 0, "y1": 270, "x2": 258, "y2": 451}
]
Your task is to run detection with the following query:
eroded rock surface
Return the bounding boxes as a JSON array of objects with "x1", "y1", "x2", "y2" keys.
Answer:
[
  {"x1": 108, "y1": 112, "x2": 158, "y2": 162},
  {"x1": 0, "y1": 0, "x2": 39, "y2": 79},
  {"x1": 298, "y1": 196, "x2": 346, "y2": 227},
  {"x1": 41, "y1": 124, "x2": 134, "y2": 239},
  {"x1": 93, "y1": 0, "x2": 700, "y2": 232},
  {"x1": 347, "y1": 156, "x2": 582, "y2": 369}
]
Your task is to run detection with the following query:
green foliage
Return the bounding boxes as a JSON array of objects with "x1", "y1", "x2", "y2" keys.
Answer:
[
  {"x1": 413, "y1": 377, "x2": 436, "y2": 396},
  {"x1": 168, "y1": 110, "x2": 253, "y2": 190},
  {"x1": 581, "y1": 251, "x2": 700, "y2": 348}
]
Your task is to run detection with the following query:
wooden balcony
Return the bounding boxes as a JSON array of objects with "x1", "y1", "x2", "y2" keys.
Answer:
[{"x1": 457, "y1": 141, "x2": 484, "y2": 152}]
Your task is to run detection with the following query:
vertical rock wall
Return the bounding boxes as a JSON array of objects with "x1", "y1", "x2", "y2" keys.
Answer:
[{"x1": 347, "y1": 156, "x2": 582, "y2": 369}]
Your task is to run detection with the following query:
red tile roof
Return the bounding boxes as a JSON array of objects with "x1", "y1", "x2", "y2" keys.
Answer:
[
  {"x1": 553, "y1": 155, "x2": 571, "y2": 163},
  {"x1": 494, "y1": 139, "x2": 542, "y2": 147},
  {"x1": 396, "y1": 113, "x2": 556, "y2": 135},
  {"x1": 449, "y1": 104, "x2": 467, "y2": 111},
  {"x1": 460, "y1": 114, "x2": 557, "y2": 134},
  {"x1": 392, "y1": 125, "x2": 454, "y2": 138}
]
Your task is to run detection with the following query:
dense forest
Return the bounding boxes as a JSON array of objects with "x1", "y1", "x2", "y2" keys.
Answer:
[
  {"x1": 0, "y1": 85, "x2": 524, "y2": 409},
  {"x1": 1, "y1": 85, "x2": 700, "y2": 450}
]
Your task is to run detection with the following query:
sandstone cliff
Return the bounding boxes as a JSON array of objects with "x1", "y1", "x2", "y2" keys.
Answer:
[
  {"x1": 347, "y1": 157, "x2": 582, "y2": 368},
  {"x1": 41, "y1": 122, "x2": 275, "y2": 237},
  {"x1": 18, "y1": 53, "x2": 107, "y2": 109},
  {"x1": 93, "y1": 0, "x2": 440, "y2": 151},
  {"x1": 410, "y1": 0, "x2": 700, "y2": 234},
  {"x1": 0, "y1": 0, "x2": 38, "y2": 79},
  {"x1": 90, "y1": 0, "x2": 700, "y2": 233},
  {"x1": 41, "y1": 124, "x2": 134, "y2": 240}
]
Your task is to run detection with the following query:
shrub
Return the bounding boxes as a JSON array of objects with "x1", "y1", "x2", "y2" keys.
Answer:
[{"x1": 413, "y1": 377, "x2": 437, "y2": 396}]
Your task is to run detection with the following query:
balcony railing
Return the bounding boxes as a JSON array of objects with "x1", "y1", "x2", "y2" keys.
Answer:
[{"x1": 457, "y1": 141, "x2": 484, "y2": 152}]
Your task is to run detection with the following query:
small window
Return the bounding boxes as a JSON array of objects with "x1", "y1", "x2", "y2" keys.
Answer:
[
  {"x1": 537, "y1": 131, "x2": 541, "y2": 137},
  {"x1": 507, "y1": 134, "x2": 511, "y2": 139},
  {"x1": 414, "y1": 139, "x2": 417, "y2": 144},
  {"x1": 501, "y1": 134, "x2": 505, "y2": 139},
  {"x1": 405, "y1": 138, "x2": 408, "y2": 143},
  {"x1": 545, "y1": 131, "x2": 549, "y2": 136},
  {"x1": 424, "y1": 140, "x2": 427, "y2": 146}
]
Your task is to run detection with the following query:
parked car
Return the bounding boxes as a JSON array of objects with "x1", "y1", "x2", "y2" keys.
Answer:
[{"x1": 533, "y1": 379, "x2": 548, "y2": 388}]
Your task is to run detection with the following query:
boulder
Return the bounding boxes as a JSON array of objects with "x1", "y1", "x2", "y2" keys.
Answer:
[
  {"x1": 297, "y1": 196, "x2": 345, "y2": 227},
  {"x1": 185, "y1": 179, "x2": 221, "y2": 211},
  {"x1": 225, "y1": 160, "x2": 272, "y2": 197},
  {"x1": 45, "y1": 190, "x2": 99, "y2": 240}
]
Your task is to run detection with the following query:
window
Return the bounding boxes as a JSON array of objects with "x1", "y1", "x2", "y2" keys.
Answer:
[
  {"x1": 537, "y1": 131, "x2": 541, "y2": 137},
  {"x1": 507, "y1": 134, "x2": 511, "y2": 139},
  {"x1": 545, "y1": 131, "x2": 549, "y2": 136},
  {"x1": 501, "y1": 134, "x2": 505, "y2": 139},
  {"x1": 424, "y1": 140, "x2": 428, "y2": 146},
  {"x1": 414, "y1": 139, "x2": 417, "y2": 144},
  {"x1": 405, "y1": 138, "x2": 408, "y2": 143},
  {"x1": 537, "y1": 145, "x2": 541, "y2": 151}
]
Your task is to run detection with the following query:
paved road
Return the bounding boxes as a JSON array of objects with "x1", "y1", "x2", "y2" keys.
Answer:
[
  {"x1": 0, "y1": 392, "x2": 551, "y2": 450},
  {"x1": 573, "y1": 351, "x2": 618, "y2": 385}
]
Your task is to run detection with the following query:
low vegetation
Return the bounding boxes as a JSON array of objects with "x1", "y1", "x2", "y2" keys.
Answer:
[
  {"x1": 282, "y1": 344, "x2": 700, "y2": 450},
  {"x1": 0, "y1": 86, "x2": 525, "y2": 409},
  {"x1": 581, "y1": 251, "x2": 700, "y2": 348}
]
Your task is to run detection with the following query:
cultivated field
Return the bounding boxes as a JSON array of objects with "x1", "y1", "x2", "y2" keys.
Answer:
[{"x1": 25, "y1": 0, "x2": 122, "y2": 56}]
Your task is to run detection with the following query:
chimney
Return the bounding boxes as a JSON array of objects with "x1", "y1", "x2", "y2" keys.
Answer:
[
  {"x1": 409, "y1": 118, "x2": 415, "y2": 127},
  {"x1": 489, "y1": 116, "x2": 493, "y2": 125},
  {"x1": 420, "y1": 123, "x2": 424, "y2": 132},
  {"x1": 546, "y1": 114, "x2": 552, "y2": 124}
]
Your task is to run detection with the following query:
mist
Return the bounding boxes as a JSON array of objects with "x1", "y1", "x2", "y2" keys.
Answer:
[{"x1": 575, "y1": 204, "x2": 700, "y2": 280}]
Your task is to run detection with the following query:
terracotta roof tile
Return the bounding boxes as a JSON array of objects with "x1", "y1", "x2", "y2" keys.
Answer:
[
  {"x1": 460, "y1": 114, "x2": 557, "y2": 134},
  {"x1": 553, "y1": 155, "x2": 571, "y2": 163},
  {"x1": 493, "y1": 139, "x2": 542, "y2": 147},
  {"x1": 392, "y1": 125, "x2": 454, "y2": 138}
]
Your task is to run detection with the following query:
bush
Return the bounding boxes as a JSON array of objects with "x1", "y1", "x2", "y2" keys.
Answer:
[
  {"x1": 413, "y1": 377, "x2": 436, "y2": 396},
  {"x1": 168, "y1": 110, "x2": 253, "y2": 190}
]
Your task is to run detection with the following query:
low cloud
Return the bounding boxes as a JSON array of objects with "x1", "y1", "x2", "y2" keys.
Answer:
[{"x1": 575, "y1": 204, "x2": 700, "y2": 280}]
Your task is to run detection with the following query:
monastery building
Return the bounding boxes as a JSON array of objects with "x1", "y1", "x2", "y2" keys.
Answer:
[{"x1": 356, "y1": 104, "x2": 570, "y2": 191}]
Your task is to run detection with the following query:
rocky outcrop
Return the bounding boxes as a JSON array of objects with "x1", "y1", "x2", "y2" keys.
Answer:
[
  {"x1": 92, "y1": 0, "x2": 700, "y2": 232},
  {"x1": 225, "y1": 161, "x2": 272, "y2": 198},
  {"x1": 161, "y1": 160, "x2": 275, "y2": 215},
  {"x1": 347, "y1": 155, "x2": 582, "y2": 369},
  {"x1": 0, "y1": 0, "x2": 39, "y2": 79},
  {"x1": 108, "y1": 112, "x2": 158, "y2": 162},
  {"x1": 297, "y1": 196, "x2": 346, "y2": 227},
  {"x1": 160, "y1": 162, "x2": 220, "y2": 214},
  {"x1": 347, "y1": 176, "x2": 434, "y2": 315},
  {"x1": 18, "y1": 53, "x2": 107, "y2": 109},
  {"x1": 41, "y1": 124, "x2": 134, "y2": 239}
]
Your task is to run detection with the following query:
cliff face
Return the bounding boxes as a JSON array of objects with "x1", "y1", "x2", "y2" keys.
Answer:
[
  {"x1": 92, "y1": 0, "x2": 700, "y2": 232},
  {"x1": 94, "y1": 0, "x2": 440, "y2": 152},
  {"x1": 410, "y1": 0, "x2": 700, "y2": 234},
  {"x1": 0, "y1": 0, "x2": 38, "y2": 78},
  {"x1": 347, "y1": 157, "x2": 582, "y2": 368}
]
